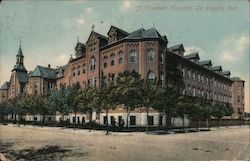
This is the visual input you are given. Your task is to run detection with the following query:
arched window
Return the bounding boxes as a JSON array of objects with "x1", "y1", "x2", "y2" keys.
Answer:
[
  {"x1": 147, "y1": 71, "x2": 155, "y2": 84},
  {"x1": 82, "y1": 64, "x2": 86, "y2": 74},
  {"x1": 129, "y1": 50, "x2": 137, "y2": 63},
  {"x1": 90, "y1": 57, "x2": 96, "y2": 71},
  {"x1": 147, "y1": 49, "x2": 154, "y2": 61},
  {"x1": 110, "y1": 54, "x2": 115, "y2": 66},
  {"x1": 118, "y1": 51, "x2": 123, "y2": 64},
  {"x1": 103, "y1": 56, "x2": 108, "y2": 68},
  {"x1": 77, "y1": 65, "x2": 80, "y2": 75}
]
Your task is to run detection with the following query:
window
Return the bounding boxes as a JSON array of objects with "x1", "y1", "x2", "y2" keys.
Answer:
[
  {"x1": 103, "y1": 56, "x2": 108, "y2": 68},
  {"x1": 77, "y1": 65, "x2": 80, "y2": 75},
  {"x1": 110, "y1": 54, "x2": 115, "y2": 66},
  {"x1": 73, "y1": 67, "x2": 76, "y2": 76},
  {"x1": 201, "y1": 90, "x2": 204, "y2": 97},
  {"x1": 118, "y1": 51, "x2": 123, "y2": 64},
  {"x1": 148, "y1": 116, "x2": 154, "y2": 125},
  {"x1": 147, "y1": 49, "x2": 154, "y2": 61},
  {"x1": 129, "y1": 50, "x2": 137, "y2": 62},
  {"x1": 206, "y1": 77, "x2": 209, "y2": 84},
  {"x1": 182, "y1": 68, "x2": 185, "y2": 77},
  {"x1": 90, "y1": 57, "x2": 96, "y2": 71},
  {"x1": 130, "y1": 116, "x2": 136, "y2": 125},
  {"x1": 88, "y1": 77, "x2": 96, "y2": 87},
  {"x1": 159, "y1": 53, "x2": 164, "y2": 63},
  {"x1": 201, "y1": 75, "x2": 204, "y2": 83},
  {"x1": 188, "y1": 69, "x2": 191, "y2": 79},
  {"x1": 182, "y1": 89, "x2": 186, "y2": 95},
  {"x1": 82, "y1": 64, "x2": 86, "y2": 74},
  {"x1": 148, "y1": 71, "x2": 155, "y2": 84},
  {"x1": 159, "y1": 73, "x2": 164, "y2": 85},
  {"x1": 198, "y1": 73, "x2": 200, "y2": 81},
  {"x1": 192, "y1": 72, "x2": 196, "y2": 80},
  {"x1": 193, "y1": 87, "x2": 196, "y2": 97}
]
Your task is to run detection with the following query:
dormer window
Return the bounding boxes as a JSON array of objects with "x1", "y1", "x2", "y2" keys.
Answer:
[{"x1": 147, "y1": 49, "x2": 154, "y2": 62}]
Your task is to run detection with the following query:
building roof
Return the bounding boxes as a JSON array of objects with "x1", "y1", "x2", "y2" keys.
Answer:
[
  {"x1": 0, "y1": 82, "x2": 9, "y2": 90},
  {"x1": 16, "y1": 72, "x2": 28, "y2": 83},
  {"x1": 107, "y1": 25, "x2": 129, "y2": 35},
  {"x1": 184, "y1": 53, "x2": 200, "y2": 60},
  {"x1": 30, "y1": 65, "x2": 57, "y2": 80},
  {"x1": 212, "y1": 66, "x2": 222, "y2": 72},
  {"x1": 92, "y1": 31, "x2": 108, "y2": 40},
  {"x1": 124, "y1": 28, "x2": 145, "y2": 39},
  {"x1": 168, "y1": 44, "x2": 185, "y2": 52},
  {"x1": 199, "y1": 60, "x2": 212, "y2": 66},
  {"x1": 12, "y1": 64, "x2": 27, "y2": 72},
  {"x1": 221, "y1": 71, "x2": 231, "y2": 75},
  {"x1": 231, "y1": 77, "x2": 244, "y2": 82},
  {"x1": 123, "y1": 28, "x2": 167, "y2": 42}
]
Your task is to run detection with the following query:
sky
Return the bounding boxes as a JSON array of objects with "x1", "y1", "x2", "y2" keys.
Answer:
[{"x1": 0, "y1": 0, "x2": 249, "y2": 112}]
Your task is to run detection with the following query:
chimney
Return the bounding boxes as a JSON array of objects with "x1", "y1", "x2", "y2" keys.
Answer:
[{"x1": 48, "y1": 64, "x2": 51, "y2": 68}]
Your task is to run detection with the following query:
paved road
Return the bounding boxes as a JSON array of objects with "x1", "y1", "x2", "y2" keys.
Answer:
[{"x1": 0, "y1": 125, "x2": 249, "y2": 161}]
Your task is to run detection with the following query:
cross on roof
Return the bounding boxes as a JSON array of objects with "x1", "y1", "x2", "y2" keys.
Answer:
[
  {"x1": 91, "y1": 24, "x2": 95, "y2": 31},
  {"x1": 19, "y1": 40, "x2": 21, "y2": 47}
]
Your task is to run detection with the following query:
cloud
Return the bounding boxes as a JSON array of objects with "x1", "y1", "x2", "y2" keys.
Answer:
[
  {"x1": 63, "y1": 16, "x2": 86, "y2": 29},
  {"x1": 85, "y1": 7, "x2": 93, "y2": 13},
  {"x1": 219, "y1": 34, "x2": 249, "y2": 62},
  {"x1": 76, "y1": 16, "x2": 85, "y2": 25},
  {"x1": 121, "y1": 0, "x2": 131, "y2": 11}
]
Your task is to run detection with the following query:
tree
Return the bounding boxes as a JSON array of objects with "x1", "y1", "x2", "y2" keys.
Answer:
[
  {"x1": 49, "y1": 87, "x2": 68, "y2": 128},
  {"x1": 28, "y1": 95, "x2": 48, "y2": 127},
  {"x1": 139, "y1": 81, "x2": 158, "y2": 133},
  {"x1": 0, "y1": 100, "x2": 11, "y2": 123},
  {"x1": 176, "y1": 96, "x2": 190, "y2": 131},
  {"x1": 116, "y1": 72, "x2": 142, "y2": 129},
  {"x1": 212, "y1": 103, "x2": 224, "y2": 128},
  {"x1": 66, "y1": 83, "x2": 82, "y2": 131},
  {"x1": 153, "y1": 85, "x2": 179, "y2": 131},
  {"x1": 95, "y1": 76, "x2": 119, "y2": 134},
  {"x1": 12, "y1": 97, "x2": 29, "y2": 126}
]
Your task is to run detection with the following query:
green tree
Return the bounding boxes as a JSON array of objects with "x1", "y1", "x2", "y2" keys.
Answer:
[
  {"x1": 153, "y1": 85, "x2": 179, "y2": 131},
  {"x1": 176, "y1": 96, "x2": 190, "y2": 131},
  {"x1": 66, "y1": 83, "x2": 82, "y2": 131},
  {"x1": 116, "y1": 72, "x2": 142, "y2": 129},
  {"x1": 0, "y1": 100, "x2": 11, "y2": 123},
  {"x1": 49, "y1": 88, "x2": 68, "y2": 128},
  {"x1": 12, "y1": 97, "x2": 29, "y2": 126},
  {"x1": 139, "y1": 81, "x2": 158, "y2": 133}
]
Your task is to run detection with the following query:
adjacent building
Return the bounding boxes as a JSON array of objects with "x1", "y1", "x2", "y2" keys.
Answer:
[{"x1": 231, "y1": 77, "x2": 245, "y2": 115}]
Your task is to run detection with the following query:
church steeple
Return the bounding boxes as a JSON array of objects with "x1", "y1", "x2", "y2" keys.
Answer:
[
  {"x1": 12, "y1": 42, "x2": 27, "y2": 72},
  {"x1": 16, "y1": 41, "x2": 24, "y2": 65}
]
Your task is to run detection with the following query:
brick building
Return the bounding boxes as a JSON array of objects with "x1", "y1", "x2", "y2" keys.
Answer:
[
  {"x1": 0, "y1": 25, "x2": 245, "y2": 126},
  {"x1": 231, "y1": 77, "x2": 245, "y2": 115}
]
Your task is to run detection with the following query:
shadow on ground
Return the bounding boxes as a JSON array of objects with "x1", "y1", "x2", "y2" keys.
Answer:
[{"x1": 0, "y1": 142, "x2": 87, "y2": 161}]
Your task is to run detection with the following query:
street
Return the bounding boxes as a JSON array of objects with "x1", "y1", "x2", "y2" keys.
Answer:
[{"x1": 0, "y1": 125, "x2": 249, "y2": 161}]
